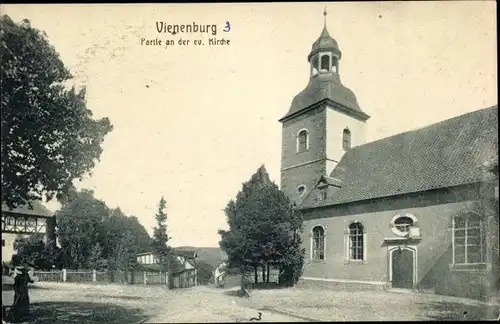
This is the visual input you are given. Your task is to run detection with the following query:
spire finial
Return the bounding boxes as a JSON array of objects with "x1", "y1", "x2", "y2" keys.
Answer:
[{"x1": 323, "y1": 6, "x2": 327, "y2": 27}]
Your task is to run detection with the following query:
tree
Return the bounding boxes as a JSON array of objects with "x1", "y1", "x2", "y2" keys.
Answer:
[
  {"x1": 151, "y1": 197, "x2": 170, "y2": 267},
  {"x1": 195, "y1": 260, "x2": 215, "y2": 285},
  {"x1": 218, "y1": 165, "x2": 305, "y2": 289},
  {"x1": 0, "y1": 15, "x2": 113, "y2": 209},
  {"x1": 56, "y1": 189, "x2": 109, "y2": 269},
  {"x1": 87, "y1": 243, "x2": 105, "y2": 270},
  {"x1": 151, "y1": 196, "x2": 174, "y2": 287},
  {"x1": 12, "y1": 233, "x2": 61, "y2": 270},
  {"x1": 55, "y1": 189, "x2": 153, "y2": 272}
]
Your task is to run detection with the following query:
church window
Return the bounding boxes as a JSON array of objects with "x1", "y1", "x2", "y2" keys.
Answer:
[
  {"x1": 320, "y1": 55, "x2": 330, "y2": 72},
  {"x1": 390, "y1": 214, "x2": 418, "y2": 237},
  {"x1": 348, "y1": 222, "x2": 364, "y2": 261},
  {"x1": 453, "y1": 213, "x2": 486, "y2": 264},
  {"x1": 332, "y1": 57, "x2": 339, "y2": 73},
  {"x1": 342, "y1": 128, "x2": 351, "y2": 150},
  {"x1": 297, "y1": 129, "x2": 309, "y2": 153},
  {"x1": 311, "y1": 56, "x2": 319, "y2": 76},
  {"x1": 297, "y1": 185, "x2": 306, "y2": 197},
  {"x1": 395, "y1": 216, "x2": 413, "y2": 233},
  {"x1": 312, "y1": 226, "x2": 325, "y2": 260}
]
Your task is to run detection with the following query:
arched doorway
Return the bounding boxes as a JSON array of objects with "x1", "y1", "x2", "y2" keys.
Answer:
[{"x1": 390, "y1": 247, "x2": 416, "y2": 289}]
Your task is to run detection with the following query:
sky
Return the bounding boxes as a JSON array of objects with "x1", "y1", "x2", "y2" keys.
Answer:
[{"x1": 2, "y1": 2, "x2": 497, "y2": 248}]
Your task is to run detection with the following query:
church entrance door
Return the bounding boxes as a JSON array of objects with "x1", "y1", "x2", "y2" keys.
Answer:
[{"x1": 391, "y1": 248, "x2": 414, "y2": 289}]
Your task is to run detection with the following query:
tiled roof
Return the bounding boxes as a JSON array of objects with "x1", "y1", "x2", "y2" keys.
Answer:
[
  {"x1": 318, "y1": 175, "x2": 343, "y2": 187},
  {"x1": 298, "y1": 105, "x2": 498, "y2": 210},
  {"x1": 280, "y1": 75, "x2": 367, "y2": 122},
  {"x1": 1, "y1": 200, "x2": 53, "y2": 217}
]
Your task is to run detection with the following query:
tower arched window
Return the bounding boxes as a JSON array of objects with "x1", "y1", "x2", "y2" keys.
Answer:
[
  {"x1": 342, "y1": 128, "x2": 351, "y2": 150},
  {"x1": 332, "y1": 57, "x2": 339, "y2": 73},
  {"x1": 297, "y1": 129, "x2": 309, "y2": 153},
  {"x1": 348, "y1": 222, "x2": 364, "y2": 261},
  {"x1": 312, "y1": 226, "x2": 325, "y2": 260},
  {"x1": 311, "y1": 55, "x2": 319, "y2": 76},
  {"x1": 320, "y1": 55, "x2": 330, "y2": 72}
]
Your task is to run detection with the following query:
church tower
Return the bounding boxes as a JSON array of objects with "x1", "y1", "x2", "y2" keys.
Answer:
[{"x1": 279, "y1": 9, "x2": 370, "y2": 205}]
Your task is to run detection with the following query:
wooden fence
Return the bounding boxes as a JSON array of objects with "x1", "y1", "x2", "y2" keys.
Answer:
[{"x1": 32, "y1": 269, "x2": 196, "y2": 288}]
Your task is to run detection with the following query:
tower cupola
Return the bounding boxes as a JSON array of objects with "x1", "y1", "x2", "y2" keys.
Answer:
[{"x1": 308, "y1": 8, "x2": 342, "y2": 77}]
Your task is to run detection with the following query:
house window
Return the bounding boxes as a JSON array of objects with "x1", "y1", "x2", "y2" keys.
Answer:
[
  {"x1": 349, "y1": 223, "x2": 364, "y2": 261},
  {"x1": 2, "y1": 239, "x2": 4, "y2": 247},
  {"x1": 342, "y1": 128, "x2": 351, "y2": 150},
  {"x1": 297, "y1": 185, "x2": 306, "y2": 197},
  {"x1": 453, "y1": 213, "x2": 486, "y2": 264},
  {"x1": 312, "y1": 226, "x2": 325, "y2": 261},
  {"x1": 297, "y1": 129, "x2": 309, "y2": 153},
  {"x1": 27, "y1": 218, "x2": 37, "y2": 228}
]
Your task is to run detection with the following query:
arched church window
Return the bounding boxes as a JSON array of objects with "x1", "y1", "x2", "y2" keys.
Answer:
[
  {"x1": 311, "y1": 56, "x2": 319, "y2": 76},
  {"x1": 348, "y1": 222, "x2": 364, "y2": 261},
  {"x1": 332, "y1": 57, "x2": 339, "y2": 73},
  {"x1": 342, "y1": 128, "x2": 351, "y2": 150},
  {"x1": 320, "y1": 55, "x2": 330, "y2": 72},
  {"x1": 297, "y1": 129, "x2": 309, "y2": 153},
  {"x1": 312, "y1": 226, "x2": 325, "y2": 260}
]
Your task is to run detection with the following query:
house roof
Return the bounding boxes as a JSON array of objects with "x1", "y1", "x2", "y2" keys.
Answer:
[
  {"x1": 1, "y1": 200, "x2": 53, "y2": 217},
  {"x1": 298, "y1": 105, "x2": 498, "y2": 210},
  {"x1": 174, "y1": 249, "x2": 197, "y2": 260},
  {"x1": 136, "y1": 249, "x2": 197, "y2": 259}
]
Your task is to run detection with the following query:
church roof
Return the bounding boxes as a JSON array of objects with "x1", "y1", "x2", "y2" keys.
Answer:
[
  {"x1": 1, "y1": 200, "x2": 53, "y2": 217},
  {"x1": 308, "y1": 26, "x2": 341, "y2": 61},
  {"x1": 280, "y1": 74, "x2": 369, "y2": 122},
  {"x1": 297, "y1": 105, "x2": 498, "y2": 210}
]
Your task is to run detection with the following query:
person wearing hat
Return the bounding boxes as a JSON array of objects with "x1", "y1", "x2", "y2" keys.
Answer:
[{"x1": 11, "y1": 261, "x2": 34, "y2": 322}]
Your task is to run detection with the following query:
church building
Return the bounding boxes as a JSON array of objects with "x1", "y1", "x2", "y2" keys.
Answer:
[{"x1": 279, "y1": 10, "x2": 499, "y2": 300}]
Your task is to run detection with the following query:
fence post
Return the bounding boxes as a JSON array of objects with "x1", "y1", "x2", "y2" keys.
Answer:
[
  {"x1": 143, "y1": 271, "x2": 147, "y2": 285},
  {"x1": 92, "y1": 270, "x2": 97, "y2": 282},
  {"x1": 62, "y1": 269, "x2": 67, "y2": 282}
]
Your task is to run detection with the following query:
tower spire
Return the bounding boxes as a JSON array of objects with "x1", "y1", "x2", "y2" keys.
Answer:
[{"x1": 323, "y1": 6, "x2": 327, "y2": 27}]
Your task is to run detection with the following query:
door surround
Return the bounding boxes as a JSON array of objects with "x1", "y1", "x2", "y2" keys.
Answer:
[{"x1": 388, "y1": 245, "x2": 418, "y2": 289}]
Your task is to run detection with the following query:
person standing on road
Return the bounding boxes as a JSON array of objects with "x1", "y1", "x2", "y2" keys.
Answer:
[{"x1": 11, "y1": 263, "x2": 34, "y2": 323}]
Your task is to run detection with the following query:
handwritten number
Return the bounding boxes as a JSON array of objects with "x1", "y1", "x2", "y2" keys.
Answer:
[{"x1": 224, "y1": 21, "x2": 231, "y2": 32}]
